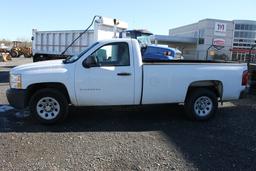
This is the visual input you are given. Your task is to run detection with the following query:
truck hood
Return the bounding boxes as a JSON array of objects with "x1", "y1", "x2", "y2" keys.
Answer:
[{"x1": 11, "y1": 60, "x2": 66, "y2": 74}]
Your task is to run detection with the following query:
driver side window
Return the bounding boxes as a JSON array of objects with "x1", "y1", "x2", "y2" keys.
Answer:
[{"x1": 91, "y1": 42, "x2": 130, "y2": 66}]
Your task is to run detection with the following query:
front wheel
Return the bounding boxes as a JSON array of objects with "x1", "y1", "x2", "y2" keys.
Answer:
[
  {"x1": 29, "y1": 88, "x2": 69, "y2": 124},
  {"x1": 185, "y1": 88, "x2": 218, "y2": 121},
  {"x1": 10, "y1": 50, "x2": 19, "y2": 58}
]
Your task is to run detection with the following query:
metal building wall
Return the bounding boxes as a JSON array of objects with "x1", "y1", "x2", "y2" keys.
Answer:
[{"x1": 169, "y1": 19, "x2": 234, "y2": 60}]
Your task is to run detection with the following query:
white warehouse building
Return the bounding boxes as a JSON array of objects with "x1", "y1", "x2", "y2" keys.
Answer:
[{"x1": 153, "y1": 19, "x2": 256, "y2": 61}]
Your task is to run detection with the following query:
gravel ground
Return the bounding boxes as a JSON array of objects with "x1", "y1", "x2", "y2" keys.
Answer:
[{"x1": 0, "y1": 57, "x2": 256, "y2": 170}]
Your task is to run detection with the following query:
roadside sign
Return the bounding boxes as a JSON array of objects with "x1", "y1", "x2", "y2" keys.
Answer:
[{"x1": 213, "y1": 38, "x2": 225, "y2": 46}]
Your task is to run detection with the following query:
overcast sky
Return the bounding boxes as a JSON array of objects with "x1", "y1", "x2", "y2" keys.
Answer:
[{"x1": 1, "y1": 0, "x2": 256, "y2": 40}]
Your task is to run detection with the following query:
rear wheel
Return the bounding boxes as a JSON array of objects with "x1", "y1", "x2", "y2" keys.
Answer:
[
  {"x1": 24, "y1": 53, "x2": 32, "y2": 58},
  {"x1": 185, "y1": 88, "x2": 218, "y2": 121},
  {"x1": 33, "y1": 54, "x2": 46, "y2": 62},
  {"x1": 29, "y1": 88, "x2": 69, "y2": 124},
  {"x1": 33, "y1": 55, "x2": 39, "y2": 62}
]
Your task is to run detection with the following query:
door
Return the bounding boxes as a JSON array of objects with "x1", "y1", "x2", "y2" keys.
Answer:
[{"x1": 75, "y1": 42, "x2": 135, "y2": 106}]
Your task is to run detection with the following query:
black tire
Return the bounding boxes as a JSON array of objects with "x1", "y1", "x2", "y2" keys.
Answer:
[
  {"x1": 33, "y1": 55, "x2": 39, "y2": 62},
  {"x1": 24, "y1": 53, "x2": 32, "y2": 58},
  {"x1": 33, "y1": 54, "x2": 47, "y2": 62},
  {"x1": 29, "y1": 88, "x2": 69, "y2": 124},
  {"x1": 185, "y1": 88, "x2": 218, "y2": 121},
  {"x1": 10, "y1": 50, "x2": 19, "y2": 58},
  {"x1": 33, "y1": 55, "x2": 42, "y2": 62}
]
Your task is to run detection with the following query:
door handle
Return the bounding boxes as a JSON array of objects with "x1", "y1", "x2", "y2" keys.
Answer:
[{"x1": 117, "y1": 72, "x2": 131, "y2": 76}]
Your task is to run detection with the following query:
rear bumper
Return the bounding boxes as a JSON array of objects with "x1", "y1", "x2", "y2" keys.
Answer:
[{"x1": 6, "y1": 88, "x2": 27, "y2": 109}]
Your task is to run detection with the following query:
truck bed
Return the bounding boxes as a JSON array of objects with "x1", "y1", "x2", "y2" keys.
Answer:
[
  {"x1": 142, "y1": 59, "x2": 243, "y2": 64},
  {"x1": 141, "y1": 62, "x2": 247, "y2": 104},
  {"x1": 32, "y1": 29, "x2": 94, "y2": 56}
]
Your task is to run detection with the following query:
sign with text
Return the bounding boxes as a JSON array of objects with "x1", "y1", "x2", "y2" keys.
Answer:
[
  {"x1": 214, "y1": 22, "x2": 227, "y2": 36},
  {"x1": 213, "y1": 38, "x2": 225, "y2": 46}
]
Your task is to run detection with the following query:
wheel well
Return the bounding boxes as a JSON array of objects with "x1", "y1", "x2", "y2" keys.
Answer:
[
  {"x1": 26, "y1": 83, "x2": 71, "y2": 106},
  {"x1": 185, "y1": 80, "x2": 223, "y2": 101}
]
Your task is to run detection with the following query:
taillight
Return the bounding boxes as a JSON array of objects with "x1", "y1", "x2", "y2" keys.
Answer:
[{"x1": 242, "y1": 70, "x2": 249, "y2": 86}]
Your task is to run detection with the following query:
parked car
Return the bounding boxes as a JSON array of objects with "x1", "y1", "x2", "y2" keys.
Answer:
[
  {"x1": 249, "y1": 64, "x2": 256, "y2": 94},
  {"x1": 7, "y1": 39, "x2": 248, "y2": 124}
]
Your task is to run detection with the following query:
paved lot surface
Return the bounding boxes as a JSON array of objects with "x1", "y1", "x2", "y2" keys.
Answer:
[{"x1": 0, "y1": 57, "x2": 256, "y2": 170}]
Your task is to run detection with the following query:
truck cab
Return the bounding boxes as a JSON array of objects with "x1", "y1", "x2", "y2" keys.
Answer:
[
  {"x1": 119, "y1": 29, "x2": 153, "y2": 39},
  {"x1": 142, "y1": 45, "x2": 184, "y2": 61},
  {"x1": 120, "y1": 29, "x2": 184, "y2": 61}
]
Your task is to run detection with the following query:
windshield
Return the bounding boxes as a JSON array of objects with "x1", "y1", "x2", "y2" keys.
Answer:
[
  {"x1": 137, "y1": 35, "x2": 152, "y2": 46},
  {"x1": 63, "y1": 42, "x2": 99, "y2": 64}
]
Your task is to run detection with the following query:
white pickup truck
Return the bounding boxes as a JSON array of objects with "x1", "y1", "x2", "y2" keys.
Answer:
[{"x1": 6, "y1": 39, "x2": 248, "y2": 124}]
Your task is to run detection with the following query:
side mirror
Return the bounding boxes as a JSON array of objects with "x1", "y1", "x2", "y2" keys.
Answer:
[{"x1": 83, "y1": 55, "x2": 98, "y2": 68}]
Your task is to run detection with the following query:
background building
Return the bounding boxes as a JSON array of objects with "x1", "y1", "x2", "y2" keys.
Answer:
[
  {"x1": 232, "y1": 20, "x2": 256, "y2": 61},
  {"x1": 166, "y1": 19, "x2": 256, "y2": 61}
]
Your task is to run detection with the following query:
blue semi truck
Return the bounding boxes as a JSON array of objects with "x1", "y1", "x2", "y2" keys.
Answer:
[{"x1": 119, "y1": 29, "x2": 184, "y2": 61}]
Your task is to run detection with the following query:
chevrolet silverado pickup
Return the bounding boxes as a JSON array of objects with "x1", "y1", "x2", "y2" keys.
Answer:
[{"x1": 7, "y1": 39, "x2": 248, "y2": 124}]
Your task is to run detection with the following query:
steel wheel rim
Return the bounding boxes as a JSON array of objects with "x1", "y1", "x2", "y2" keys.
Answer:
[
  {"x1": 194, "y1": 96, "x2": 213, "y2": 117},
  {"x1": 36, "y1": 97, "x2": 60, "y2": 120}
]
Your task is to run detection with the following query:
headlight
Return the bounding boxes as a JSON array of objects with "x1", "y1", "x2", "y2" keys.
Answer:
[{"x1": 10, "y1": 74, "x2": 22, "y2": 89}]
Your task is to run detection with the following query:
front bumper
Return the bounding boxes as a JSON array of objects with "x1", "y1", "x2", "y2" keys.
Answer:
[{"x1": 6, "y1": 88, "x2": 27, "y2": 109}]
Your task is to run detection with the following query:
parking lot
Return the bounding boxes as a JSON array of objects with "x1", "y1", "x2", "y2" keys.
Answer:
[{"x1": 1, "y1": 57, "x2": 256, "y2": 170}]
